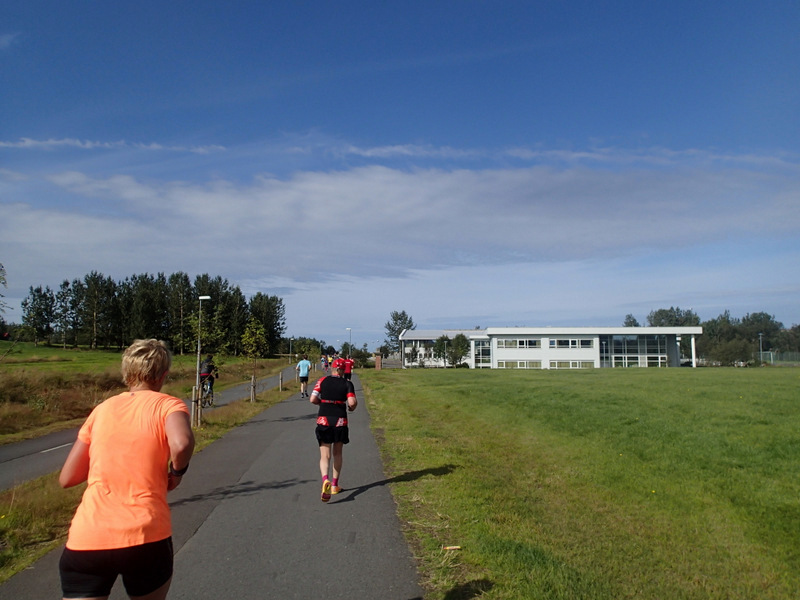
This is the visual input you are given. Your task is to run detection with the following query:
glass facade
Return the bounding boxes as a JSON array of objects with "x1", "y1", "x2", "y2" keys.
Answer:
[
  {"x1": 600, "y1": 334, "x2": 669, "y2": 368},
  {"x1": 474, "y1": 339, "x2": 492, "y2": 368}
]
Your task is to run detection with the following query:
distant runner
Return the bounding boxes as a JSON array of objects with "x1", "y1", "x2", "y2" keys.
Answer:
[{"x1": 296, "y1": 354, "x2": 312, "y2": 398}]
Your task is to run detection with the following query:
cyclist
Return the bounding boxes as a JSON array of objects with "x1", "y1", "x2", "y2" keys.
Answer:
[{"x1": 199, "y1": 354, "x2": 218, "y2": 397}]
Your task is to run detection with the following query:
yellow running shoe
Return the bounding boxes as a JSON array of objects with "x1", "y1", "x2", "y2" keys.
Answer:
[{"x1": 321, "y1": 480, "x2": 332, "y2": 503}]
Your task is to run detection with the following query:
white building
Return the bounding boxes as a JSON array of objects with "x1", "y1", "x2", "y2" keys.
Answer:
[{"x1": 399, "y1": 326, "x2": 702, "y2": 369}]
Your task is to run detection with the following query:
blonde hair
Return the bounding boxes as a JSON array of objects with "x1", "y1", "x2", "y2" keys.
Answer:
[{"x1": 121, "y1": 339, "x2": 172, "y2": 387}]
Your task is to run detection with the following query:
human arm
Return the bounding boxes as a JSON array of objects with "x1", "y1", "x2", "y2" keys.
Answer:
[
  {"x1": 347, "y1": 394, "x2": 358, "y2": 412},
  {"x1": 59, "y1": 439, "x2": 91, "y2": 488},
  {"x1": 165, "y1": 411, "x2": 194, "y2": 490}
]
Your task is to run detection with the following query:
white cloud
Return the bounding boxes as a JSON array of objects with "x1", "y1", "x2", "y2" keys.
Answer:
[
  {"x1": 2, "y1": 145, "x2": 798, "y2": 339},
  {"x1": 0, "y1": 138, "x2": 225, "y2": 154}
]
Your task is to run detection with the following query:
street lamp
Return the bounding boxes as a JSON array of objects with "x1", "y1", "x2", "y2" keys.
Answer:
[
  {"x1": 346, "y1": 328, "x2": 351, "y2": 354},
  {"x1": 289, "y1": 337, "x2": 294, "y2": 364},
  {"x1": 194, "y1": 296, "x2": 211, "y2": 421},
  {"x1": 443, "y1": 339, "x2": 448, "y2": 368},
  {"x1": 758, "y1": 332, "x2": 763, "y2": 364}
]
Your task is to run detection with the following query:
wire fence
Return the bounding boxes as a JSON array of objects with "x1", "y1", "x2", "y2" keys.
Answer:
[{"x1": 761, "y1": 351, "x2": 800, "y2": 366}]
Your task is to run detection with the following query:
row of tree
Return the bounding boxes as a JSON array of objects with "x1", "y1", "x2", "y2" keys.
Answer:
[
  {"x1": 8, "y1": 271, "x2": 287, "y2": 358},
  {"x1": 625, "y1": 307, "x2": 799, "y2": 364}
]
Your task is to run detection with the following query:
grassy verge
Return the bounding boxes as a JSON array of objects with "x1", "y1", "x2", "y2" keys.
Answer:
[
  {"x1": 0, "y1": 380, "x2": 299, "y2": 584},
  {"x1": 0, "y1": 343, "x2": 287, "y2": 443},
  {"x1": 360, "y1": 367, "x2": 800, "y2": 600}
]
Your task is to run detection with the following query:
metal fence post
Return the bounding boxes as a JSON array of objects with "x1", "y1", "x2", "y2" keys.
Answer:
[{"x1": 191, "y1": 385, "x2": 198, "y2": 427}]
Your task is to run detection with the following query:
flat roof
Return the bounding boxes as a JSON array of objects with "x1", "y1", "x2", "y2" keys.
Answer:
[{"x1": 400, "y1": 326, "x2": 702, "y2": 340}]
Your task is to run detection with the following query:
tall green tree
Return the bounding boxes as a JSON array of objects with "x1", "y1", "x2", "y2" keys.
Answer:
[
  {"x1": 68, "y1": 278, "x2": 86, "y2": 346},
  {"x1": 248, "y1": 292, "x2": 286, "y2": 357},
  {"x1": 54, "y1": 280, "x2": 76, "y2": 348},
  {"x1": 697, "y1": 311, "x2": 739, "y2": 357},
  {"x1": 21, "y1": 285, "x2": 55, "y2": 345},
  {"x1": 739, "y1": 312, "x2": 783, "y2": 352},
  {"x1": 623, "y1": 313, "x2": 640, "y2": 327},
  {"x1": 384, "y1": 310, "x2": 415, "y2": 353},
  {"x1": 82, "y1": 271, "x2": 107, "y2": 349},
  {"x1": 167, "y1": 272, "x2": 193, "y2": 354},
  {"x1": 241, "y1": 317, "x2": 268, "y2": 362},
  {"x1": 646, "y1": 306, "x2": 700, "y2": 327},
  {"x1": 449, "y1": 333, "x2": 471, "y2": 366},
  {"x1": 433, "y1": 335, "x2": 451, "y2": 366}
]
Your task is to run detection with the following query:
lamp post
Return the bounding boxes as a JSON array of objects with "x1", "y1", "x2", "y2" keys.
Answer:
[
  {"x1": 289, "y1": 337, "x2": 294, "y2": 364},
  {"x1": 443, "y1": 340, "x2": 448, "y2": 368},
  {"x1": 346, "y1": 328, "x2": 351, "y2": 354},
  {"x1": 758, "y1": 332, "x2": 763, "y2": 364},
  {"x1": 194, "y1": 295, "x2": 211, "y2": 425}
]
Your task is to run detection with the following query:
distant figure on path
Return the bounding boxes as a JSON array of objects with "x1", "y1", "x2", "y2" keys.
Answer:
[
  {"x1": 342, "y1": 354, "x2": 355, "y2": 381},
  {"x1": 309, "y1": 359, "x2": 357, "y2": 501},
  {"x1": 199, "y1": 354, "x2": 218, "y2": 394},
  {"x1": 58, "y1": 339, "x2": 195, "y2": 600},
  {"x1": 296, "y1": 353, "x2": 312, "y2": 397}
]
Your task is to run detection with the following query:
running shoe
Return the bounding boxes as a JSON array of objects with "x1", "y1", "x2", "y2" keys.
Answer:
[
  {"x1": 321, "y1": 480, "x2": 332, "y2": 502},
  {"x1": 331, "y1": 485, "x2": 342, "y2": 495}
]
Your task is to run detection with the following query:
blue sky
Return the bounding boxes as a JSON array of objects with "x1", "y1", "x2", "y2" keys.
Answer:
[{"x1": 2, "y1": 1, "x2": 799, "y2": 349}]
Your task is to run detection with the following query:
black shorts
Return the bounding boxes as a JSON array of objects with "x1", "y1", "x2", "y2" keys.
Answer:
[
  {"x1": 316, "y1": 425, "x2": 350, "y2": 445},
  {"x1": 344, "y1": 373, "x2": 352, "y2": 380},
  {"x1": 60, "y1": 537, "x2": 173, "y2": 598},
  {"x1": 300, "y1": 376, "x2": 309, "y2": 383}
]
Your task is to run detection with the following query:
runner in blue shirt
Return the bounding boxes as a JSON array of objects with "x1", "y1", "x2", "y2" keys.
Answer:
[{"x1": 296, "y1": 354, "x2": 313, "y2": 397}]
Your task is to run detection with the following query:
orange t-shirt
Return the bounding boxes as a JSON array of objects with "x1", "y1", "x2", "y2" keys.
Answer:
[{"x1": 66, "y1": 390, "x2": 189, "y2": 550}]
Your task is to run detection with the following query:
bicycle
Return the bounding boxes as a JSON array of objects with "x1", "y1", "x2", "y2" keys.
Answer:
[{"x1": 200, "y1": 379, "x2": 215, "y2": 408}]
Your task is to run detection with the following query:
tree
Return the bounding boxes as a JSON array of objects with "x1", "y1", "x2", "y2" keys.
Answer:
[
  {"x1": 384, "y1": 310, "x2": 415, "y2": 353},
  {"x1": 248, "y1": 292, "x2": 286, "y2": 357},
  {"x1": 709, "y1": 338, "x2": 752, "y2": 366},
  {"x1": 449, "y1": 333, "x2": 471, "y2": 366},
  {"x1": 739, "y1": 312, "x2": 783, "y2": 352},
  {"x1": 21, "y1": 285, "x2": 55, "y2": 345},
  {"x1": 241, "y1": 318, "x2": 268, "y2": 361},
  {"x1": 646, "y1": 306, "x2": 700, "y2": 327},
  {"x1": 167, "y1": 272, "x2": 193, "y2": 354},
  {"x1": 623, "y1": 314, "x2": 640, "y2": 327},
  {"x1": 433, "y1": 335, "x2": 450, "y2": 366},
  {"x1": 54, "y1": 280, "x2": 75, "y2": 348},
  {"x1": 81, "y1": 271, "x2": 108, "y2": 349}
]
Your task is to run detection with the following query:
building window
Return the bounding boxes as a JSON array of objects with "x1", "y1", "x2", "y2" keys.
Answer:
[
  {"x1": 549, "y1": 361, "x2": 595, "y2": 369},
  {"x1": 498, "y1": 338, "x2": 541, "y2": 349},
  {"x1": 549, "y1": 339, "x2": 592, "y2": 349},
  {"x1": 520, "y1": 339, "x2": 541, "y2": 348},
  {"x1": 497, "y1": 360, "x2": 542, "y2": 369},
  {"x1": 475, "y1": 340, "x2": 491, "y2": 368}
]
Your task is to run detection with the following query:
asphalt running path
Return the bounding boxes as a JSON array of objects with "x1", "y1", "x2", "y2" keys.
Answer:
[
  {"x1": 0, "y1": 373, "x2": 424, "y2": 600},
  {"x1": 0, "y1": 365, "x2": 298, "y2": 492}
]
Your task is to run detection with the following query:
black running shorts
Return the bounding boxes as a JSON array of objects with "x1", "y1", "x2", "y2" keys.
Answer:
[{"x1": 60, "y1": 537, "x2": 173, "y2": 598}]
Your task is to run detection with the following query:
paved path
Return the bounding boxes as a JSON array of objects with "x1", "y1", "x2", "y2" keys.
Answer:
[
  {"x1": 0, "y1": 372, "x2": 424, "y2": 600},
  {"x1": 0, "y1": 365, "x2": 299, "y2": 492}
]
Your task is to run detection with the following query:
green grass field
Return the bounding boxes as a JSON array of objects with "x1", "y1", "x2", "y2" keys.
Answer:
[{"x1": 359, "y1": 367, "x2": 800, "y2": 600}]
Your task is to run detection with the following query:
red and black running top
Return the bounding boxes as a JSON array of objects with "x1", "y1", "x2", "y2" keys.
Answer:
[{"x1": 312, "y1": 376, "x2": 356, "y2": 421}]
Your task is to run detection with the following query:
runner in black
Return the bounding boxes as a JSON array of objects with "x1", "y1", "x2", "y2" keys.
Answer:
[{"x1": 309, "y1": 360, "x2": 357, "y2": 502}]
